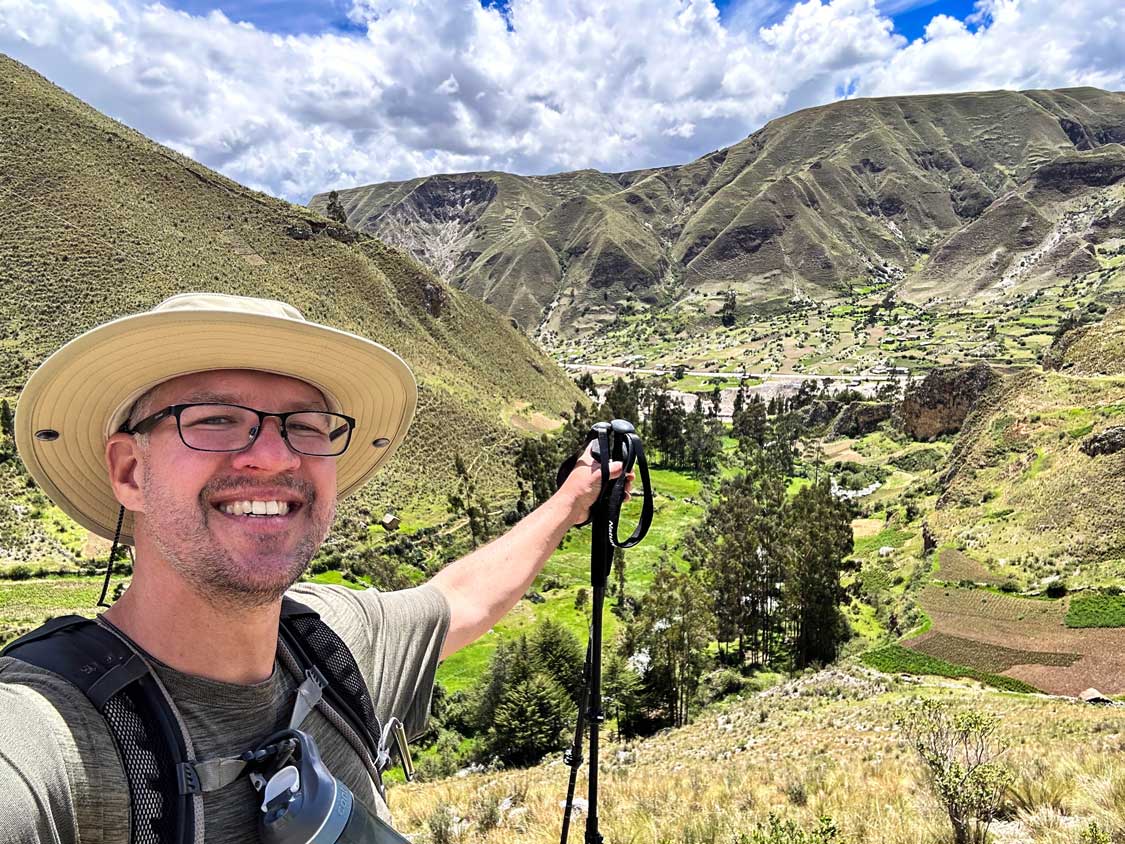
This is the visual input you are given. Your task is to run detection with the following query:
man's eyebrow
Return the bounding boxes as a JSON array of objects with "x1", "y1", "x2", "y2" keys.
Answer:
[{"x1": 180, "y1": 392, "x2": 330, "y2": 411}]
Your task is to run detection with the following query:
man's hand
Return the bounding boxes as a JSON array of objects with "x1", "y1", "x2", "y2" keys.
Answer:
[
  {"x1": 431, "y1": 441, "x2": 636, "y2": 659},
  {"x1": 556, "y1": 441, "x2": 635, "y2": 526}
]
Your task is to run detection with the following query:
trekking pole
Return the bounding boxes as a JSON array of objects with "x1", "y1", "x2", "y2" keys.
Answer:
[
  {"x1": 557, "y1": 419, "x2": 654, "y2": 844},
  {"x1": 560, "y1": 640, "x2": 592, "y2": 844}
]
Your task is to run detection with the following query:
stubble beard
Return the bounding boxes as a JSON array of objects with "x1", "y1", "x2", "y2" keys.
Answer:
[{"x1": 142, "y1": 469, "x2": 335, "y2": 611}]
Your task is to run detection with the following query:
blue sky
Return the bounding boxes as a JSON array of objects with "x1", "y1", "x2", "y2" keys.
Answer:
[{"x1": 164, "y1": 0, "x2": 980, "y2": 42}]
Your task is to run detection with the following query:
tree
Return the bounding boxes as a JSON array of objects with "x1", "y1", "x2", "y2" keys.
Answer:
[
  {"x1": 484, "y1": 674, "x2": 575, "y2": 766},
  {"x1": 898, "y1": 699, "x2": 1013, "y2": 844},
  {"x1": 685, "y1": 454, "x2": 790, "y2": 665},
  {"x1": 530, "y1": 618, "x2": 584, "y2": 705},
  {"x1": 720, "y1": 289, "x2": 737, "y2": 328},
  {"x1": 574, "y1": 371, "x2": 598, "y2": 397},
  {"x1": 633, "y1": 563, "x2": 714, "y2": 726},
  {"x1": 447, "y1": 453, "x2": 491, "y2": 547},
  {"x1": 601, "y1": 377, "x2": 640, "y2": 424},
  {"x1": 649, "y1": 389, "x2": 686, "y2": 467},
  {"x1": 515, "y1": 435, "x2": 560, "y2": 510},
  {"x1": 732, "y1": 400, "x2": 767, "y2": 452},
  {"x1": 325, "y1": 190, "x2": 348, "y2": 225},
  {"x1": 683, "y1": 398, "x2": 722, "y2": 473},
  {"x1": 0, "y1": 399, "x2": 12, "y2": 440},
  {"x1": 613, "y1": 547, "x2": 627, "y2": 606},
  {"x1": 471, "y1": 636, "x2": 536, "y2": 734},
  {"x1": 784, "y1": 479, "x2": 854, "y2": 667}
]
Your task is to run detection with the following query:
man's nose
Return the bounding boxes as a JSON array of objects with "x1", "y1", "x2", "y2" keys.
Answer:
[{"x1": 231, "y1": 417, "x2": 301, "y2": 471}]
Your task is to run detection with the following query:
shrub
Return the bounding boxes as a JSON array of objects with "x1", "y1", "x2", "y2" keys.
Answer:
[
  {"x1": 1045, "y1": 580, "x2": 1068, "y2": 599},
  {"x1": 736, "y1": 815, "x2": 838, "y2": 844},
  {"x1": 897, "y1": 698, "x2": 1013, "y2": 844},
  {"x1": 5, "y1": 564, "x2": 33, "y2": 580},
  {"x1": 425, "y1": 805, "x2": 461, "y2": 844}
]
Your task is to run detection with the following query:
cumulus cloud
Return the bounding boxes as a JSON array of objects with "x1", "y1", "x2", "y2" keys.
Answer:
[{"x1": 0, "y1": 0, "x2": 1121, "y2": 202}]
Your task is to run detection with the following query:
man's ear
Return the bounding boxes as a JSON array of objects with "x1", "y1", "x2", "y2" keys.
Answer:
[{"x1": 105, "y1": 433, "x2": 145, "y2": 513}]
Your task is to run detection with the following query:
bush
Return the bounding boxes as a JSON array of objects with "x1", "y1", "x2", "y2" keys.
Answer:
[
  {"x1": 5, "y1": 564, "x2": 33, "y2": 580},
  {"x1": 1045, "y1": 580, "x2": 1068, "y2": 599},
  {"x1": 736, "y1": 815, "x2": 838, "y2": 844},
  {"x1": 696, "y1": 667, "x2": 747, "y2": 705},
  {"x1": 897, "y1": 698, "x2": 1013, "y2": 844},
  {"x1": 414, "y1": 729, "x2": 467, "y2": 782}
]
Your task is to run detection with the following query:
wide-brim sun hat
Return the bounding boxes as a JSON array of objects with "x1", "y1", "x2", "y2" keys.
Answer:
[{"x1": 15, "y1": 292, "x2": 417, "y2": 546}]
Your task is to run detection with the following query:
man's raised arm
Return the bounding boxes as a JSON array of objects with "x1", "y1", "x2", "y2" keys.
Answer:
[{"x1": 430, "y1": 445, "x2": 630, "y2": 659}]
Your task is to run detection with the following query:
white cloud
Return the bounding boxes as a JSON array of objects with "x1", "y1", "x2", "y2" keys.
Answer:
[{"x1": 0, "y1": 0, "x2": 1121, "y2": 203}]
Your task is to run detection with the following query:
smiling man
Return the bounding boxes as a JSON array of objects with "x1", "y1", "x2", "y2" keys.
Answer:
[{"x1": 0, "y1": 293, "x2": 625, "y2": 843}]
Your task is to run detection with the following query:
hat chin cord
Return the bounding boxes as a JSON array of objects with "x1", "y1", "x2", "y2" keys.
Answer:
[{"x1": 97, "y1": 505, "x2": 127, "y2": 608}]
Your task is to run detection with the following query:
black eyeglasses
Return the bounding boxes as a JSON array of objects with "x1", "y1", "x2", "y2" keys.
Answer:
[{"x1": 124, "y1": 403, "x2": 356, "y2": 457}]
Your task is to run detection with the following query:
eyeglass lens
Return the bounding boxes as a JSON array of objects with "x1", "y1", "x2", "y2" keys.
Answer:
[{"x1": 178, "y1": 404, "x2": 351, "y2": 456}]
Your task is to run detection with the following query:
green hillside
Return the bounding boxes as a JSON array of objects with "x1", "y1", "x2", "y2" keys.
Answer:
[
  {"x1": 312, "y1": 88, "x2": 1125, "y2": 366},
  {"x1": 0, "y1": 53, "x2": 582, "y2": 568}
]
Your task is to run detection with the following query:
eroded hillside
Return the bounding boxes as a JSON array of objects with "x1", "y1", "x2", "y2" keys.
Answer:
[{"x1": 313, "y1": 88, "x2": 1125, "y2": 347}]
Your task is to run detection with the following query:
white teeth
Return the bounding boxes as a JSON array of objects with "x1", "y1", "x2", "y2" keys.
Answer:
[{"x1": 220, "y1": 500, "x2": 292, "y2": 517}]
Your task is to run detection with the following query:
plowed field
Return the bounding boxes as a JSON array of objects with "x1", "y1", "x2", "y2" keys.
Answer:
[{"x1": 907, "y1": 586, "x2": 1125, "y2": 696}]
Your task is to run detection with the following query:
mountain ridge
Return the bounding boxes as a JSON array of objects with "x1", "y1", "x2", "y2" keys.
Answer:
[{"x1": 312, "y1": 86, "x2": 1125, "y2": 345}]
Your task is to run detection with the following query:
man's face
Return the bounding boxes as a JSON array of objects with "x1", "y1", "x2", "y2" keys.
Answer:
[{"x1": 130, "y1": 369, "x2": 338, "y2": 608}]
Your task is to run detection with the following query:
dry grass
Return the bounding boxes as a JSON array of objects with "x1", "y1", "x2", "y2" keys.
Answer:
[{"x1": 387, "y1": 668, "x2": 1125, "y2": 843}]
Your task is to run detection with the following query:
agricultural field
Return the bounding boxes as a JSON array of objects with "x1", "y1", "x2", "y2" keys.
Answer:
[
  {"x1": 933, "y1": 548, "x2": 1005, "y2": 585},
  {"x1": 1066, "y1": 593, "x2": 1125, "y2": 629},
  {"x1": 907, "y1": 586, "x2": 1125, "y2": 696}
]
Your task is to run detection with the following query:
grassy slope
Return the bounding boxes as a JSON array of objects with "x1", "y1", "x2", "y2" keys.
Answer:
[
  {"x1": 389, "y1": 670, "x2": 1125, "y2": 843},
  {"x1": 930, "y1": 306, "x2": 1125, "y2": 585},
  {"x1": 0, "y1": 54, "x2": 582, "y2": 569}
]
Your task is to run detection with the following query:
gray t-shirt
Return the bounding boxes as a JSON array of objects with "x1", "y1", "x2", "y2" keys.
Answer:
[{"x1": 0, "y1": 582, "x2": 449, "y2": 844}]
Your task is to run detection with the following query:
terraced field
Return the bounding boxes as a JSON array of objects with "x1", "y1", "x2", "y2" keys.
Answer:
[
  {"x1": 933, "y1": 548, "x2": 1004, "y2": 584},
  {"x1": 909, "y1": 585, "x2": 1125, "y2": 695}
]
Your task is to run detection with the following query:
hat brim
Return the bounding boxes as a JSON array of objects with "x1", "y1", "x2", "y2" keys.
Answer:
[{"x1": 15, "y1": 310, "x2": 416, "y2": 545}]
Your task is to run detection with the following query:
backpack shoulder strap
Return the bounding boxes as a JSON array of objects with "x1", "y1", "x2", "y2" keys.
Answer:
[
  {"x1": 2, "y1": 617, "x2": 200, "y2": 844},
  {"x1": 279, "y1": 597, "x2": 385, "y2": 773}
]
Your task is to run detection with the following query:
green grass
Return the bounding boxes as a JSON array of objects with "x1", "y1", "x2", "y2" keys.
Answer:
[
  {"x1": 1065, "y1": 593, "x2": 1125, "y2": 628},
  {"x1": 860, "y1": 644, "x2": 1040, "y2": 693},
  {"x1": 435, "y1": 464, "x2": 705, "y2": 694},
  {"x1": 852, "y1": 526, "x2": 914, "y2": 558}
]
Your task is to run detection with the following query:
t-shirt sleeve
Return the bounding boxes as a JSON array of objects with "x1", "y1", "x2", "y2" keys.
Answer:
[
  {"x1": 0, "y1": 657, "x2": 127, "y2": 844},
  {"x1": 287, "y1": 583, "x2": 450, "y2": 740}
]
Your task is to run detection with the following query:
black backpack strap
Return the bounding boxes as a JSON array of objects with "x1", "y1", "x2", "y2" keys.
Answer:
[
  {"x1": 279, "y1": 598, "x2": 385, "y2": 775},
  {"x1": 2, "y1": 617, "x2": 199, "y2": 844}
]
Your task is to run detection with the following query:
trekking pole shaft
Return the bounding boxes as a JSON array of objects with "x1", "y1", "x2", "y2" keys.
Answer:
[
  {"x1": 585, "y1": 582, "x2": 606, "y2": 844},
  {"x1": 561, "y1": 641, "x2": 593, "y2": 844}
]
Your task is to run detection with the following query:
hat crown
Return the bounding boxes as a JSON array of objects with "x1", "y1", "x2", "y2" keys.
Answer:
[{"x1": 154, "y1": 292, "x2": 305, "y2": 322}]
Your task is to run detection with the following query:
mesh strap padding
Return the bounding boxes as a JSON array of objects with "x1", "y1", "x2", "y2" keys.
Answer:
[
  {"x1": 280, "y1": 602, "x2": 383, "y2": 764},
  {"x1": 103, "y1": 684, "x2": 183, "y2": 844}
]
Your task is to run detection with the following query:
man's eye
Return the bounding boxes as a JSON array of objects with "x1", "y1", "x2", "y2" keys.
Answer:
[
  {"x1": 289, "y1": 422, "x2": 327, "y2": 435},
  {"x1": 187, "y1": 416, "x2": 237, "y2": 427}
]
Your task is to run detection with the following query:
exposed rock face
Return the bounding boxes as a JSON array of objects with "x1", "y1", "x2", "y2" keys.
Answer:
[
  {"x1": 1081, "y1": 426, "x2": 1125, "y2": 457},
  {"x1": 830, "y1": 401, "x2": 893, "y2": 438},
  {"x1": 801, "y1": 399, "x2": 842, "y2": 428},
  {"x1": 898, "y1": 363, "x2": 1000, "y2": 441},
  {"x1": 422, "y1": 281, "x2": 447, "y2": 318}
]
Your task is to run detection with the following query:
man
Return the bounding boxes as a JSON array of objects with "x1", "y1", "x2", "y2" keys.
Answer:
[{"x1": 0, "y1": 293, "x2": 628, "y2": 842}]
